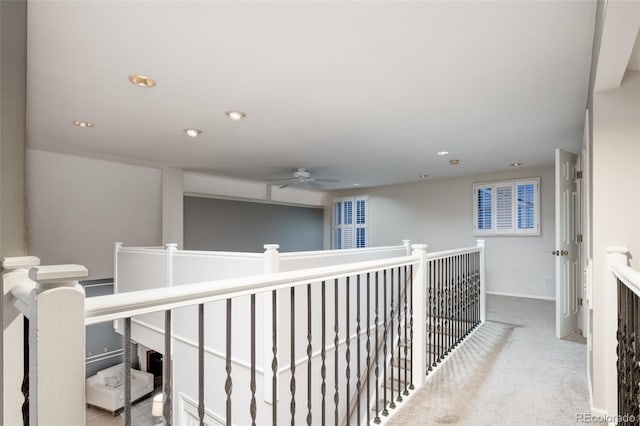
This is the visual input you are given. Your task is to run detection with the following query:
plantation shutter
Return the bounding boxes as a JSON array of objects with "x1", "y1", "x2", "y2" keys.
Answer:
[
  {"x1": 333, "y1": 196, "x2": 369, "y2": 249},
  {"x1": 516, "y1": 180, "x2": 538, "y2": 233},
  {"x1": 475, "y1": 186, "x2": 492, "y2": 232},
  {"x1": 495, "y1": 183, "x2": 514, "y2": 233}
]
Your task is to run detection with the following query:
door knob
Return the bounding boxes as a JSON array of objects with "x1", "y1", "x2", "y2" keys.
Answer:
[
  {"x1": 561, "y1": 250, "x2": 568, "y2": 256},
  {"x1": 552, "y1": 250, "x2": 557, "y2": 256}
]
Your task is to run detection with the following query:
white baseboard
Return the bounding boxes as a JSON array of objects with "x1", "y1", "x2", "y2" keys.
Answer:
[{"x1": 486, "y1": 291, "x2": 555, "y2": 302}]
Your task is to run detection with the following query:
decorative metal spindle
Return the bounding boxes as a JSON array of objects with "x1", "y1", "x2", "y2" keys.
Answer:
[
  {"x1": 436, "y1": 259, "x2": 442, "y2": 364},
  {"x1": 389, "y1": 268, "x2": 396, "y2": 409},
  {"x1": 374, "y1": 272, "x2": 381, "y2": 424},
  {"x1": 428, "y1": 260, "x2": 434, "y2": 371},
  {"x1": 321, "y1": 281, "x2": 327, "y2": 426},
  {"x1": 409, "y1": 264, "x2": 415, "y2": 390},
  {"x1": 449, "y1": 257, "x2": 453, "y2": 348},
  {"x1": 382, "y1": 269, "x2": 389, "y2": 416},
  {"x1": 199, "y1": 304, "x2": 205, "y2": 426},
  {"x1": 21, "y1": 317, "x2": 29, "y2": 425},
  {"x1": 454, "y1": 255, "x2": 459, "y2": 347},
  {"x1": 345, "y1": 276, "x2": 351, "y2": 426},
  {"x1": 403, "y1": 265, "x2": 409, "y2": 396},
  {"x1": 307, "y1": 284, "x2": 312, "y2": 426},
  {"x1": 272, "y1": 290, "x2": 278, "y2": 426},
  {"x1": 356, "y1": 274, "x2": 362, "y2": 425},
  {"x1": 225, "y1": 300, "x2": 232, "y2": 426},
  {"x1": 396, "y1": 267, "x2": 402, "y2": 403},
  {"x1": 290, "y1": 287, "x2": 296, "y2": 426},
  {"x1": 334, "y1": 278, "x2": 340, "y2": 426},
  {"x1": 124, "y1": 317, "x2": 132, "y2": 426},
  {"x1": 366, "y1": 273, "x2": 372, "y2": 425},
  {"x1": 251, "y1": 296, "x2": 257, "y2": 426},
  {"x1": 164, "y1": 310, "x2": 173, "y2": 426}
]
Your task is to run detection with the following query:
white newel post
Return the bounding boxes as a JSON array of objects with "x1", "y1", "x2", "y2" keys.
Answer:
[
  {"x1": 114, "y1": 242, "x2": 123, "y2": 294},
  {"x1": 606, "y1": 246, "x2": 628, "y2": 419},
  {"x1": 28, "y1": 264, "x2": 88, "y2": 426},
  {"x1": 166, "y1": 243, "x2": 178, "y2": 287},
  {"x1": 402, "y1": 239, "x2": 411, "y2": 256},
  {"x1": 477, "y1": 240, "x2": 486, "y2": 323},
  {"x1": 411, "y1": 244, "x2": 428, "y2": 387},
  {"x1": 263, "y1": 244, "x2": 280, "y2": 404}
]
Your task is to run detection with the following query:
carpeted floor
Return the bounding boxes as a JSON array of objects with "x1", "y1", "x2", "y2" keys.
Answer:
[
  {"x1": 87, "y1": 393, "x2": 157, "y2": 426},
  {"x1": 386, "y1": 295, "x2": 593, "y2": 426}
]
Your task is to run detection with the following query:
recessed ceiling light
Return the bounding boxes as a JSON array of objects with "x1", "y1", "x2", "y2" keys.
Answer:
[
  {"x1": 72, "y1": 120, "x2": 94, "y2": 128},
  {"x1": 419, "y1": 174, "x2": 430, "y2": 178},
  {"x1": 129, "y1": 75, "x2": 156, "y2": 88},
  {"x1": 352, "y1": 183, "x2": 360, "y2": 186},
  {"x1": 184, "y1": 128, "x2": 202, "y2": 138},
  {"x1": 510, "y1": 162, "x2": 524, "y2": 167},
  {"x1": 225, "y1": 111, "x2": 247, "y2": 121},
  {"x1": 437, "y1": 151, "x2": 450, "y2": 156},
  {"x1": 449, "y1": 159, "x2": 460, "y2": 165}
]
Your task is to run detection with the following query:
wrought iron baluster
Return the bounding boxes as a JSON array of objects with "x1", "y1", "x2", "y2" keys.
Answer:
[
  {"x1": 374, "y1": 271, "x2": 381, "y2": 424},
  {"x1": 437, "y1": 258, "x2": 442, "y2": 364},
  {"x1": 444, "y1": 257, "x2": 450, "y2": 355},
  {"x1": 428, "y1": 260, "x2": 434, "y2": 371},
  {"x1": 403, "y1": 265, "x2": 409, "y2": 396},
  {"x1": 199, "y1": 304, "x2": 205, "y2": 426},
  {"x1": 290, "y1": 287, "x2": 296, "y2": 426},
  {"x1": 22, "y1": 317, "x2": 29, "y2": 425},
  {"x1": 396, "y1": 267, "x2": 402, "y2": 403},
  {"x1": 307, "y1": 284, "x2": 312, "y2": 426},
  {"x1": 272, "y1": 290, "x2": 278, "y2": 426},
  {"x1": 321, "y1": 281, "x2": 327, "y2": 426},
  {"x1": 345, "y1": 276, "x2": 351, "y2": 426},
  {"x1": 164, "y1": 310, "x2": 173, "y2": 426},
  {"x1": 225, "y1": 300, "x2": 232, "y2": 426},
  {"x1": 124, "y1": 317, "x2": 132, "y2": 426},
  {"x1": 251, "y1": 296, "x2": 257, "y2": 426},
  {"x1": 366, "y1": 272, "x2": 372, "y2": 425},
  {"x1": 334, "y1": 278, "x2": 340, "y2": 426},
  {"x1": 455, "y1": 255, "x2": 460, "y2": 347},
  {"x1": 409, "y1": 264, "x2": 414, "y2": 390},
  {"x1": 382, "y1": 269, "x2": 389, "y2": 416},
  {"x1": 389, "y1": 268, "x2": 396, "y2": 409},
  {"x1": 356, "y1": 274, "x2": 362, "y2": 425}
]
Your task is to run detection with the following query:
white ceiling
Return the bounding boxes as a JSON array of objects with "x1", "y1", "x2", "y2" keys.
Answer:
[{"x1": 27, "y1": 1, "x2": 596, "y2": 190}]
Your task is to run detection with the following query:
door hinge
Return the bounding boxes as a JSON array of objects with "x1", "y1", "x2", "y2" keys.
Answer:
[
  {"x1": 576, "y1": 171, "x2": 583, "y2": 179},
  {"x1": 577, "y1": 234, "x2": 583, "y2": 243},
  {"x1": 579, "y1": 298, "x2": 583, "y2": 306}
]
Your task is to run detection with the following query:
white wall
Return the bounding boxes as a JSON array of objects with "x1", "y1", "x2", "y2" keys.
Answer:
[
  {"x1": 27, "y1": 149, "x2": 162, "y2": 279},
  {"x1": 332, "y1": 166, "x2": 556, "y2": 300},
  {"x1": 591, "y1": 69, "x2": 640, "y2": 414}
]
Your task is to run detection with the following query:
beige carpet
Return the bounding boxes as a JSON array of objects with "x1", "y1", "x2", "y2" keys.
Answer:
[{"x1": 387, "y1": 295, "x2": 592, "y2": 426}]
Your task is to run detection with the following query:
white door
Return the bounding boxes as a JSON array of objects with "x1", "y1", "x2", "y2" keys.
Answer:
[{"x1": 555, "y1": 148, "x2": 579, "y2": 339}]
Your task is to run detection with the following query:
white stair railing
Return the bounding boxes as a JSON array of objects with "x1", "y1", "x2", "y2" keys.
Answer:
[{"x1": 7, "y1": 240, "x2": 486, "y2": 426}]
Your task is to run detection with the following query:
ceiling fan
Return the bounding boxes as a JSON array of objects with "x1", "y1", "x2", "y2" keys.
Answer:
[{"x1": 265, "y1": 168, "x2": 339, "y2": 189}]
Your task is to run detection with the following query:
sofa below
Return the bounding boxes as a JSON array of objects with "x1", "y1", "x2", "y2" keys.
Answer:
[{"x1": 86, "y1": 363, "x2": 154, "y2": 415}]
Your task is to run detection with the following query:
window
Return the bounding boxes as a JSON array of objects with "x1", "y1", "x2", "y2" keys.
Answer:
[
  {"x1": 333, "y1": 196, "x2": 369, "y2": 248},
  {"x1": 473, "y1": 178, "x2": 540, "y2": 236}
]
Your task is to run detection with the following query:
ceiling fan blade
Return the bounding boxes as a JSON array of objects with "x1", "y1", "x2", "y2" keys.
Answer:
[
  {"x1": 314, "y1": 178, "x2": 339, "y2": 183},
  {"x1": 265, "y1": 178, "x2": 292, "y2": 182},
  {"x1": 305, "y1": 181, "x2": 322, "y2": 189},
  {"x1": 279, "y1": 182, "x2": 294, "y2": 189}
]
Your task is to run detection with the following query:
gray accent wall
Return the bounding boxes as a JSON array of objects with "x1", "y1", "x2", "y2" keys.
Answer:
[{"x1": 184, "y1": 196, "x2": 324, "y2": 252}]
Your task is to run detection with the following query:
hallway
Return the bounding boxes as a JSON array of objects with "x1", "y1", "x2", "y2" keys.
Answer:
[{"x1": 387, "y1": 295, "x2": 591, "y2": 426}]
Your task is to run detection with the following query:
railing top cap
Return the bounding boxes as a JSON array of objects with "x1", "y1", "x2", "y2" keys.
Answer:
[
  {"x1": 2, "y1": 256, "x2": 41, "y2": 270},
  {"x1": 606, "y1": 246, "x2": 629, "y2": 255},
  {"x1": 264, "y1": 244, "x2": 280, "y2": 250},
  {"x1": 29, "y1": 264, "x2": 88, "y2": 282}
]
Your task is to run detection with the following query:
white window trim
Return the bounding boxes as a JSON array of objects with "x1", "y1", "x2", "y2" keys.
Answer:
[{"x1": 473, "y1": 177, "x2": 540, "y2": 236}]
